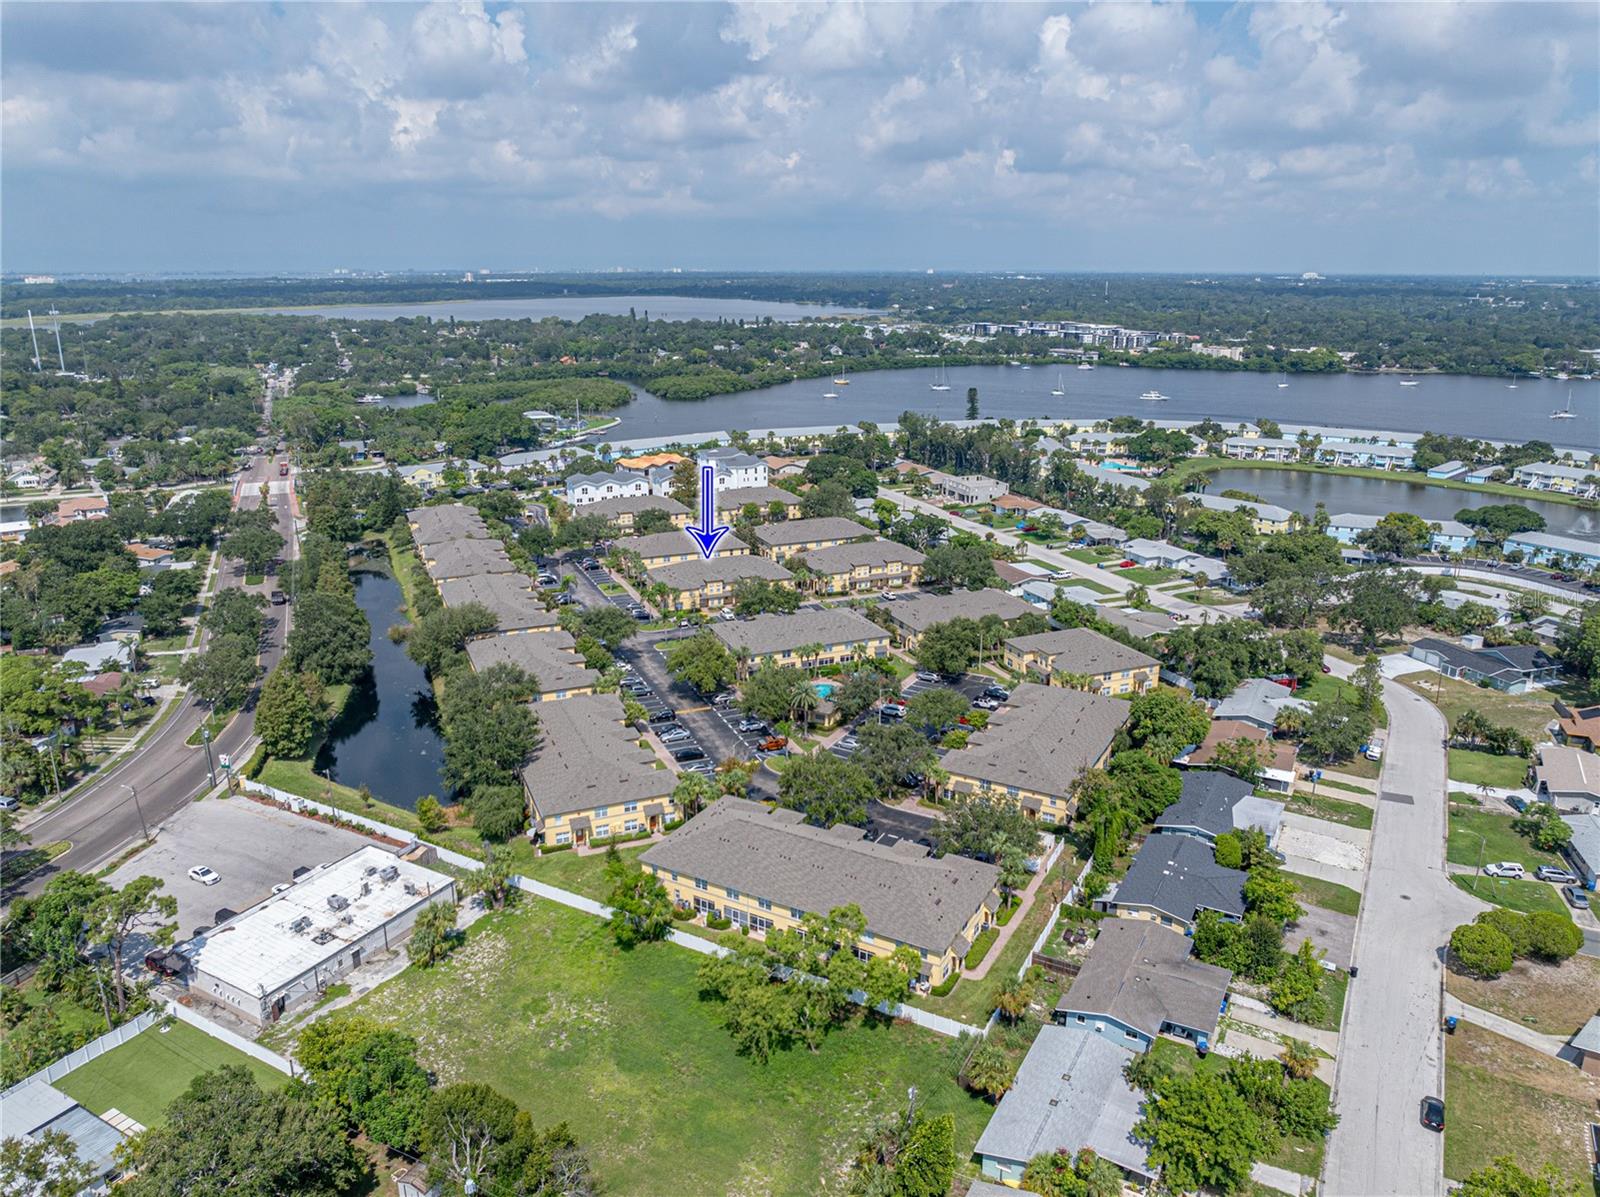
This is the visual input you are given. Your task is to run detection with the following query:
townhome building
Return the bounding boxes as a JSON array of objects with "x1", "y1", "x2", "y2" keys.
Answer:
[
  {"x1": 407, "y1": 502, "x2": 490, "y2": 548},
  {"x1": 1511, "y1": 461, "x2": 1600, "y2": 500},
  {"x1": 579, "y1": 493, "x2": 691, "y2": 531},
  {"x1": 752, "y1": 516, "x2": 875, "y2": 558},
  {"x1": 1316, "y1": 442, "x2": 1416, "y2": 470},
  {"x1": 1001, "y1": 628, "x2": 1159, "y2": 694},
  {"x1": 715, "y1": 486, "x2": 804, "y2": 522},
  {"x1": 712, "y1": 608, "x2": 890, "y2": 674},
  {"x1": 565, "y1": 470, "x2": 650, "y2": 506},
  {"x1": 520, "y1": 694, "x2": 679, "y2": 849},
  {"x1": 792, "y1": 540, "x2": 927, "y2": 593},
  {"x1": 640, "y1": 800, "x2": 1000, "y2": 989},
  {"x1": 613, "y1": 529, "x2": 751, "y2": 569},
  {"x1": 1503, "y1": 530, "x2": 1600, "y2": 570},
  {"x1": 1193, "y1": 493, "x2": 1294, "y2": 534},
  {"x1": 882, "y1": 590, "x2": 1040, "y2": 648},
  {"x1": 1326, "y1": 513, "x2": 1478, "y2": 553},
  {"x1": 437, "y1": 573, "x2": 561, "y2": 635},
  {"x1": 415, "y1": 537, "x2": 516, "y2": 584},
  {"x1": 645, "y1": 555, "x2": 794, "y2": 613},
  {"x1": 465, "y1": 629, "x2": 599, "y2": 702},
  {"x1": 940, "y1": 684, "x2": 1130, "y2": 823},
  {"x1": 1222, "y1": 436, "x2": 1300, "y2": 462}
]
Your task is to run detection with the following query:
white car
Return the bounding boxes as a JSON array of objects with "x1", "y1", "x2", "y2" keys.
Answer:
[
  {"x1": 1483, "y1": 861, "x2": 1525, "y2": 879},
  {"x1": 187, "y1": 865, "x2": 221, "y2": 885}
]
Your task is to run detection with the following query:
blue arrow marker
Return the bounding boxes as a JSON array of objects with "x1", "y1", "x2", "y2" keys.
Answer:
[{"x1": 685, "y1": 464, "x2": 731, "y2": 559}]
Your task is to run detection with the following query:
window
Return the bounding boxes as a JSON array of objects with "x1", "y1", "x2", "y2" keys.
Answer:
[
  {"x1": 623, "y1": 820, "x2": 640, "y2": 834},
  {"x1": 594, "y1": 807, "x2": 609, "y2": 818},
  {"x1": 623, "y1": 802, "x2": 638, "y2": 813},
  {"x1": 1076, "y1": 1015, "x2": 1087, "y2": 1024},
  {"x1": 750, "y1": 914, "x2": 773, "y2": 934},
  {"x1": 852, "y1": 946, "x2": 873, "y2": 963},
  {"x1": 862, "y1": 931, "x2": 874, "y2": 942},
  {"x1": 694, "y1": 896, "x2": 716, "y2": 915},
  {"x1": 790, "y1": 908, "x2": 804, "y2": 920},
  {"x1": 670, "y1": 872, "x2": 678, "y2": 882},
  {"x1": 694, "y1": 878, "x2": 708, "y2": 891},
  {"x1": 595, "y1": 825, "x2": 611, "y2": 839},
  {"x1": 725, "y1": 886, "x2": 740, "y2": 899},
  {"x1": 756, "y1": 897, "x2": 772, "y2": 911},
  {"x1": 555, "y1": 832, "x2": 571, "y2": 845}
]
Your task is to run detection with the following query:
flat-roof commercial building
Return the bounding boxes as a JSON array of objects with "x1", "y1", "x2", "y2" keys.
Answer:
[
  {"x1": 941, "y1": 683, "x2": 1130, "y2": 823},
  {"x1": 614, "y1": 529, "x2": 750, "y2": 569},
  {"x1": 519, "y1": 693, "x2": 679, "y2": 849},
  {"x1": 793, "y1": 540, "x2": 927, "y2": 594},
  {"x1": 714, "y1": 486, "x2": 804, "y2": 522},
  {"x1": 579, "y1": 493, "x2": 691, "y2": 531},
  {"x1": 1099, "y1": 835, "x2": 1246, "y2": 930},
  {"x1": 751, "y1": 516, "x2": 875, "y2": 557},
  {"x1": 712, "y1": 608, "x2": 889, "y2": 674},
  {"x1": 464, "y1": 630, "x2": 598, "y2": 701},
  {"x1": 437, "y1": 573, "x2": 561, "y2": 635},
  {"x1": 1002, "y1": 628, "x2": 1159, "y2": 695},
  {"x1": 183, "y1": 846, "x2": 455, "y2": 1026},
  {"x1": 641, "y1": 800, "x2": 999, "y2": 987},
  {"x1": 646, "y1": 555, "x2": 793, "y2": 613},
  {"x1": 973, "y1": 1024, "x2": 1153, "y2": 1186},
  {"x1": 1055, "y1": 918, "x2": 1232, "y2": 1052},
  {"x1": 881, "y1": 589, "x2": 1040, "y2": 647}
]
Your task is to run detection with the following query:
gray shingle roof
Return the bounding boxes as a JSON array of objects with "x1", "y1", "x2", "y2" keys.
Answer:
[
  {"x1": 1109, "y1": 836, "x2": 1246, "y2": 922},
  {"x1": 1212, "y1": 678, "x2": 1311, "y2": 728},
  {"x1": 715, "y1": 486, "x2": 801, "y2": 513},
  {"x1": 1411, "y1": 637, "x2": 1560, "y2": 682},
  {"x1": 941, "y1": 683, "x2": 1130, "y2": 800},
  {"x1": 753, "y1": 517, "x2": 874, "y2": 549},
  {"x1": 647, "y1": 555, "x2": 793, "y2": 590},
  {"x1": 1155, "y1": 771, "x2": 1262, "y2": 840},
  {"x1": 615, "y1": 530, "x2": 749, "y2": 560},
  {"x1": 887, "y1": 589, "x2": 1039, "y2": 634},
  {"x1": 580, "y1": 494, "x2": 690, "y2": 520},
  {"x1": 408, "y1": 503, "x2": 489, "y2": 550},
  {"x1": 465, "y1": 630, "x2": 598, "y2": 695},
  {"x1": 1562, "y1": 811, "x2": 1600, "y2": 875},
  {"x1": 712, "y1": 608, "x2": 888, "y2": 657},
  {"x1": 640, "y1": 799, "x2": 998, "y2": 956},
  {"x1": 520, "y1": 693, "x2": 673, "y2": 818},
  {"x1": 417, "y1": 537, "x2": 515, "y2": 582},
  {"x1": 438, "y1": 574, "x2": 560, "y2": 634},
  {"x1": 795, "y1": 540, "x2": 927, "y2": 573},
  {"x1": 1572, "y1": 1014, "x2": 1600, "y2": 1055},
  {"x1": 1005, "y1": 627, "x2": 1158, "y2": 675},
  {"x1": 972, "y1": 1024, "x2": 1152, "y2": 1177},
  {"x1": 1056, "y1": 918, "x2": 1231, "y2": 1041}
]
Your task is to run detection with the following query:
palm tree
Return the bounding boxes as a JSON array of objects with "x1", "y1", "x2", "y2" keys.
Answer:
[{"x1": 1280, "y1": 1038, "x2": 1319, "y2": 1081}]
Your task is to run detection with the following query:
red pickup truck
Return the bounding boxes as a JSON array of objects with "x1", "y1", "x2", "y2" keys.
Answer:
[{"x1": 277, "y1": 461, "x2": 289, "y2": 477}]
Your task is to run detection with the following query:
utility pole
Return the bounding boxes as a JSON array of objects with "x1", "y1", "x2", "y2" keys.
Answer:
[
  {"x1": 202, "y1": 726, "x2": 218, "y2": 788},
  {"x1": 125, "y1": 784, "x2": 150, "y2": 841}
]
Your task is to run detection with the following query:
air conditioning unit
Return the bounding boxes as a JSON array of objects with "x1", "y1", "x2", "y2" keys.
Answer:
[
  {"x1": 288, "y1": 916, "x2": 312, "y2": 934},
  {"x1": 326, "y1": 894, "x2": 349, "y2": 912},
  {"x1": 378, "y1": 865, "x2": 399, "y2": 883}
]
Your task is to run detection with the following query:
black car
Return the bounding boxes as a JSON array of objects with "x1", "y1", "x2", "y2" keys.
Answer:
[
  {"x1": 630, "y1": 608, "x2": 650, "y2": 621},
  {"x1": 1420, "y1": 1096, "x2": 1444, "y2": 1132},
  {"x1": 672, "y1": 747, "x2": 707, "y2": 763},
  {"x1": 981, "y1": 685, "x2": 1010, "y2": 700},
  {"x1": 647, "y1": 709, "x2": 677, "y2": 724}
]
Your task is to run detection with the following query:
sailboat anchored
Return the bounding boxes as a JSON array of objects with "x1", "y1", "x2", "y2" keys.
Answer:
[
  {"x1": 929, "y1": 365, "x2": 951, "y2": 392},
  {"x1": 1050, "y1": 372, "x2": 1065, "y2": 397},
  {"x1": 1551, "y1": 389, "x2": 1576, "y2": 420},
  {"x1": 833, "y1": 369, "x2": 850, "y2": 385}
]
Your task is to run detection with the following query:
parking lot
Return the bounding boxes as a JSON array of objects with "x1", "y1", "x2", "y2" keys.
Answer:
[{"x1": 106, "y1": 796, "x2": 374, "y2": 939}]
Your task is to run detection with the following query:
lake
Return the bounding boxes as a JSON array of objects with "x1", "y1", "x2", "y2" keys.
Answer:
[
  {"x1": 1204, "y1": 466, "x2": 1598, "y2": 538},
  {"x1": 313, "y1": 564, "x2": 448, "y2": 810},
  {"x1": 608, "y1": 364, "x2": 1597, "y2": 449},
  {"x1": 277, "y1": 294, "x2": 870, "y2": 324}
]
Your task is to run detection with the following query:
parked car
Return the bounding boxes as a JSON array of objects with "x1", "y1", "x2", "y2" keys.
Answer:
[
  {"x1": 758, "y1": 736, "x2": 788, "y2": 752},
  {"x1": 1420, "y1": 1096, "x2": 1445, "y2": 1132},
  {"x1": 672, "y1": 746, "x2": 707, "y2": 763},
  {"x1": 187, "y1": 865, "x2": 221, "y2": 885},
  {"x1": 718, "y1": 608, "x2": 738, "y2": 621},
  {"x1": 659, "y1": 727, "x2": 691, "y2": 743},
  {"x1": 0, "y1": 795, "x2": 18, "y2": 811},
  {"x1": 981, "y1": 685, "x2": 1010, "y2": 700},
  {"x1": 914, "y1": 671, "x2": 941, "y2": 683},
  {"x1": 269, "y1": 589, "x2": 287, "y2": 606},
  {"x1": 1534, "y1": 865, "x2": 1579, "y2": 884},
  {"x1": 630, "y1": 607, "x2": 650, "y2": 621},
  {"x1": 973, "y1": 696, "x2": 1002, "y2": 711},
  {"x1": 647, "y1": 709, "x2": 677, "y2": 724},
  {"x1": 1506, "y1": 795, "x2": 1530, "y2": 813},
  {"x1": 536, "y1": 573, "x2": 559, "y2": 587},
  {"x1": 712, "y1": 692, "x2": 736, "y2": 707},
  {"x1": 581, "y1": 557, "x2": 601, "y2": 570},
  {"x1": 1483, "y1": 861, "x2": 1525, "y2": 879},
  {"x1": 736, "y1": 719, "x2": 768, "y2": 734},
  {"x1": 1562, "y1": 885, "x2": 1590, "y2": 909},
  {"x1": 1364, "y1": 741, "x2": 1384, "y2": 761},
  {"x1": 556, "y1": 593, "x2": 578, "y2": 605}
]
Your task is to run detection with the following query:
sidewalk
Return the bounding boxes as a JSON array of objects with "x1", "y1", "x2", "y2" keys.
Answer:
[
  {"x1": 1441, "y1": 994, "x2": 1570, "y2": 1058},
  {"x1": 963, "y1": 862, "x2": 1051, "y2": 981}
]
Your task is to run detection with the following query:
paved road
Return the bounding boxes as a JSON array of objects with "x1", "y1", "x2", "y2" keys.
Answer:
[
  {"x1": 1322, "y1": 667, "x2": 1484, "y2": 1197},
  {"x1": 9, "y1": 454, "x2": 300, "y2": 897}
]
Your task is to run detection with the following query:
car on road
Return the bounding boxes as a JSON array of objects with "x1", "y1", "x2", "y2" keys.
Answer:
[
  {"x1": 1562, "y1": 885, "x2": 1590, "y2": 909},
  {"x1": 758, "y1": 736, "x2": 788, "y2": 752},
  {"x1": 1420, "y1": 1096, "x2": 1444, "y2": 1132},
  {"x1": 672, "y1": 746, "x2": 707, "y2": 763},
  {"x1": 1483, "y1": 861, "x2": 1525, "y2": 879},
  {"x1": 187, "y1": 865, "x2": 221, "y2": 886},
  {"x1": 1534, "y1": 865, "x2": 1579, "y2": 884},
  {"x1": 736, "y1": 719, "x2": 768, "y2": 734}
]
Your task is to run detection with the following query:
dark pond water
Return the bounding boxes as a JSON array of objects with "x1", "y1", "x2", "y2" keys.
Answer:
[
  {"x1": 1207, "y1": 467, "x2": 1598, "y2": 538},
  {"x1": 313, "y1": 565, "x2": 448, "y2": 809}
]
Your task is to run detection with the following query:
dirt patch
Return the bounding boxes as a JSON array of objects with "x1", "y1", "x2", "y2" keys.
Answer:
[
  {"x1": 1277, "y1": 825, "x2": 1367, "y2": 872},
  {"x1": 1446, "y1": 954, "x2": 1600, "y2": 1038}
]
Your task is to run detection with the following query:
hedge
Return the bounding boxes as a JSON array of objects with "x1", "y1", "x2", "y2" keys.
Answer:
[{"x1": 964, "y1": 927, "x2": 1000, "y2": 970}]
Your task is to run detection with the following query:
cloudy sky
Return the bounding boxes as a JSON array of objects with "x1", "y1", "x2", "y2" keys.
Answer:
[{"x1": 3, "y1": 1, "x2": 1595, "y2": 275}]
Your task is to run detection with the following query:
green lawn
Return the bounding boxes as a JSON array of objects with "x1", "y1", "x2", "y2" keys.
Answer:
[
  {"x1": 1063, "y1": 546, "x2": 1122, "y2": 563},
  {"x1": 518, "y1": 842, "x2": 651, "y2": 901},
  {"x1": 339, "y1": 900, "x2": 992, "y2": 1197},
  {"x1": 1396, "y1": 671, "x2": 1559, "y2": 742},
  {"x1": 140, "y1": 631, "x2": 192, "y2": 653},
  {"x1": 1172, "y1": 589, "x2": 1237, "y2": 606},
  {"x1": 56, "y1": 1020, "x2": 288, "y2": 1127},
  {"x1": 1285, "y1": 793, "x2": 1374, "y2": 830},
  {"x1": 1118, "y1": 566, "x2": 1181, "y2": 585},
  {"x1": 1451, "y1": 875, "x2": 1573, "y2": 918},
  {"x1": 1312, "y1": 968, "x2": 1350, "y2": 1034},
  {"x1": 1448, "y1": 748, "x2": 1530, "y2": 790},
  {"x1": 1297, "y1": 674, "x2": 1389, "y2": 728},
  {"x1": 1286, "y1": 872, "x2": 1361, "y2": 918},
  {"x1": 1446, "y1": 807, "x2": 1561, "y2": 873}
]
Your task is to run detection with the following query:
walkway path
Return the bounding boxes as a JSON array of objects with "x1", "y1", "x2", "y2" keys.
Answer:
[
  {"x1": 963, "y1": 862, "x2": 1050, "y2": 981},
  {"x1": 1441, "y1": 994, "x2": 1570, "y2": 1058}
]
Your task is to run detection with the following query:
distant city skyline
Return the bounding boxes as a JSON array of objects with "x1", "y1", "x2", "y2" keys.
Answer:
[{"x1": 3, "y1": 1, "x2": 1595, "y2": 275}]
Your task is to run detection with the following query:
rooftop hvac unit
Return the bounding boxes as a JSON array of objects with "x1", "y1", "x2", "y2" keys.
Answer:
[
  {"x1": 363, "y1": 865, "x2": 378, "y2": 877},
  {"x1": 289, "y1": 916, "x2": 313, "y2": 934},
  {"x1": 326, "y1": 894, "x2": 350, "y2": 912},
  {"x1": 378, "y1": 864, "x2": 399, "y2": 883},
  {"x1": 403, "y1": 881, "x2": 418, "y2": 896},
  {"x1": 312, "y1": 930, "x2": 335, "y2": 945}
]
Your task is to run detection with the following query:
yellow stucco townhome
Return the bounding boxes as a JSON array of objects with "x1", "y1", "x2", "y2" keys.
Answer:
[
  {"x1": 1192, "y1": 493, "x2": 1294, "y2": 534},
  {"x1": 465, "y1": 630, "x2": 599, "y2": 702},
  {"x1": 580, "y1": 493, "x2": 692, "y2": 531},
  {"x1": 645, "y1": 555, "x2": 794, "y2": 613},
  {"x1": 882, "y1": 590, "x2": 1041, "y2": 649},
  {"x1": 715, "y1": 486, "x2": 803, "y2": 523},
  {"x1": 792, "y1": 540, "x2": 927, "y2": 594},
  {"x1": 614, "y1": 529, "x2": 751, "y2": 569},
  {"x1": 520, "y1": 693, "x2": 680, "y2": 848},
  {"x1": 641, "y1": 799, "x2": 1000, "y2": 989},
  {"x1": 752, "y1": 516, "x2": 876, "y2": 557},
  {"x1": 712, "y1": 608, "x2": 890, "y2": 675},
  {"x1": 941, "y1": 683, "x2": 1130, "y2": 824},
  {"x1": 1002, "y1": 628, "x2": 1160, "y2": 695},
  {"x1": 437, "y1": 573, "x2": 562, "y2": 635}
]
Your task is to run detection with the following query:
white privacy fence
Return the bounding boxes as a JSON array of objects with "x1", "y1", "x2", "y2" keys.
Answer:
[{"x1": 0, "y1": 1009, "x2": 164, "y2": 1095}]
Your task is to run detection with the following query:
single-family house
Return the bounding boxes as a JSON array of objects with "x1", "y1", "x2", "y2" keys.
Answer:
[
  {"x1": 1532, "y1": 746, "x2": 1600, "y2": 813},
  {"x1": 1554, "y1": 700, "x2": 1600, "y2": 752},
  {"x1": 1098, "y1": 835, "x2": 1247, "y2": 930},
  {"x1": 1408, "y1": 637, "x2": 1561, "y2": 694},
  {"x1": 50, "y1": 495, "x2": 110, "y2": 524},
  {"x1": 926, "y1": 471, "x2": 1009, "y2": 505},
  {"x1": 1177, "y1": 719, "x2": 1298, "y2": 794},
  {"x1": 1464, "y1": 466, "x2": 1499, "y2": 485},
  {"x1": 0, "y1": 1080, "x2": 128, "y2": 1189},
  {"x1": 62, "y1": 638, "x2": 137, "y2": 675},
  {"x1": 1572, "y1": 1015, "x2": 1600, "y2": 1078},
  {"x1": 1153, "y1": 771, "x2": 1285, "y2": 845},
  {"x1": 1212, "y1": 678, "x2": 1311, "y2": 732},
  {"x1": 126, "y1": 543, "x2": 176, "y2": 570},
  {"x1": 762, "y1": 455, "x2": 807, "y2": 479},
  {"x1": 1427, "y1": 460, "x2": 1469, "y2": 480},
  {"x1": 1002, "y1": 628, "x2": 1159, "y2": 695},
  {"x1": 615, "y1": 452, "x2": 686, "y2": 471},
  {"x1": 641, "y1": 799, "x2": 1000, "y2": 989},
  {"x1": 1562, "y1": 810, "x2": 1600, "y2": 887},
  {"x1": 712, "y1": 608, "x2": 889, "y2": 674}
]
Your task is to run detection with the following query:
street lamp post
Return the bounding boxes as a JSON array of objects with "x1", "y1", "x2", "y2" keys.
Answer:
[
  {"x1": 125, "y1": 784, "x2": 150, "y2": 841},
  {"x1": 201, "y1": 726, "x2": 217, "y2": 788}
]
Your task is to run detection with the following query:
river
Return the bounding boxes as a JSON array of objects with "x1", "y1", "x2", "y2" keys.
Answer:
[
  {"x1": 607, "y1": 364, "x2": 1597, "y2": 450},
  {"x1": 276, "y1": 294, "x2": 869, "y2": 323},
  {"x1": 312, "y1": 563, "x2": 448, "y2": 810},
  {"x1": 1202, "y1": 466, "x2": 1598, "y2": 538}
]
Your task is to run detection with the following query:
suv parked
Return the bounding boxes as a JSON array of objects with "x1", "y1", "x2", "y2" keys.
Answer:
[
  {"x1": 758, "y1": 735, "x2": 788, "y2": 752},
  {"x1": 1534, "y1": 865, "x2": 1578, "y2": 884},
  {"x1": 1483, "y1": 861, "x2": 1525, "y2": 879}
]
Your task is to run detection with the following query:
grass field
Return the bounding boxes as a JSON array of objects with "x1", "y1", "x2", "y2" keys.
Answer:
[
  {"x1": 339, "y1": 899, "x2": 991, "y2": 1197},
  {"x1": 1448, "y1": 748, "x2": 1531, "y2": 790},
  {"x1": 1446, "y1": 807, "x2": 1560, "y2": 873},
  {"x1": 1446, "y1": 954, "x2": 1600, "y2": 1037},
  {"x1": 1064, "y1": 546, "x2": 1123, "y2": 564},
  {"x1": 1320, "y1": 778, "x2": 1374, "y2": 796},
  {"x1": 56, "y1": 1020, "x2": 288, "y2": 1127},
  {"x1": 1286, "y1": 871, "x2": 1362, "y2": 918},
  {"x1": 1285, "y1": 793, "x2": 1375, "y2": 830},
  {"x1": 1450, "y1": 875, "x2": 1573, "y2": 918},
  {"x1": 1396, "y1": 672, "x2": 1558, "y2": 741},
  {"x1": 1443, "y1": 1022, "x2": 1600, "y2": 1191},
  {"x1": 1297, "y1": 674, "x2": 1389, "y2": 728},
  {"x1": 1118, "y1": 566, "x2": 1182, "y2": 585}
]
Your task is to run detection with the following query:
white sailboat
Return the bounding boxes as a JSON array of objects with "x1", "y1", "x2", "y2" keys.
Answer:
[
  {"x1": 929, "y1": 365, "x2": 951, "y2": 392},
  {"x1": 1140, "y1": 389, "x2": 1168, "y2": 402},
  {"x1": 1050, "y1": 372, "x2": 1065, "y2": 397},
  {"x1": 833, "y1": 369, "x2": 849, "y2": 385},
  {"x1": 1550, "y1": 389, "x2": 1576, "y2": 420},
  {"x1": 1277, "y1": 371, "x2": 1289, "y2": 388},
  {"x1": 1077, "y1": 362, "x2": 1094, "y2": 370},
  {"x1": 1399, "y1": 374, "x2": 1420, "y2": 387},
  {"x1": 823, "y1": 389, "x2": 839, "y2": 399}
]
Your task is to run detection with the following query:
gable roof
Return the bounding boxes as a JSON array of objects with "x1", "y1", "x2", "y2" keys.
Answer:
[
  {"x1": 580, "y1": 493, "x2": 690, "y2": 520},
  {"x1": 646, "y1": 555, "x2": 792, "y2": 590},
  {"x1": 1412, "y1": 637, "x2": 1560, "y2": 681},
  {"x1": 1213, "y1": 678, "x2": 1311, "y2": 727},
  {"x1": 714, "y1": 486, "x2": 801, "y2": 512},
  {"x1": 1057, "y1": 918, "x2": 1232, "y2": 1040},
  {"x1": 464, "y1": 630, "x2": 597, "y2": 695},
  {"x1": 712, "y1": 608, "x2": 887, "y2": 657},
  {"x1": 1155, "y1": 771, "x2": 1268, "y2": 839},
  {"x1": 519, "y1": 693, "x2": 673, "y2": 817},
  {"x1": 641, "y1": 799, "x2": 998, "y2": 956},
  {"x1": 753, "y1": 517, "x2": 874, "y2": 548},
  {"x1": 615, "y1": 529, "x2": 749, "y2": 559},
  {"x1": 941, "y1": 683, "x2": 1130, "y2": 800},
  {"x1": 1005, "y1": 627, "x2": 1158, "y2": 676},
  {"x1": 437, "y1": 573, "x2": 560, "y2": 634},
  {"x1": 407, "y1": 503, "x2": 489, "y2": 549},
  {"x1": 795, "y1": 540, "x2": 927, "y2": 573},
  {"x1": 1109, "y1": 835, "x2": 1247, "y2": 922},
  {"x1": 887, "y1": 589, "x2": 1039, "y2": 633}
]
